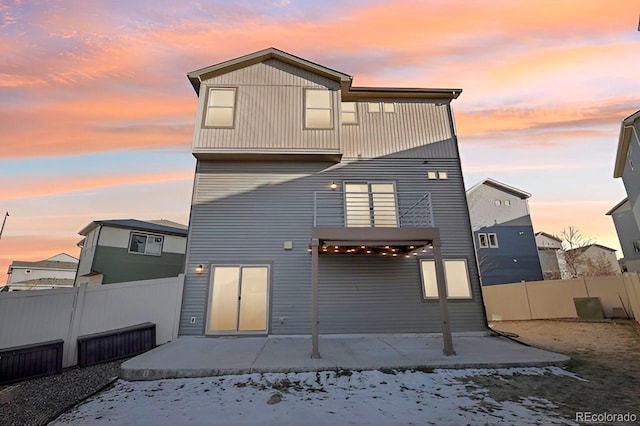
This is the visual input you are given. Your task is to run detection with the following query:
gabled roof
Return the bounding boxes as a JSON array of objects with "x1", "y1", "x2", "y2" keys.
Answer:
[
  {"x1": 79, "y1": 219, "x2": 188, "y2": 237},
  {"x1": 567, "y1": 243, "x2": 617, "y2": 254},
  {"x1": 605, "y1": 197, "x2": 629, "y2": 215},
  {"x1": 613, "y1": 109, "x2": 640, "y2": 178},
  {"x1": 8, "y1": 260, "x2": 78, "y2": 272},
  {"x1": 466, "y1": 178, "x2": 531, "y2": 199},
  {"x1": 535, "y1": 231, "x2": 562, "y2": 242},
  {"x1": 188, "y1": 47, "x2": 462, "y2": 101}
]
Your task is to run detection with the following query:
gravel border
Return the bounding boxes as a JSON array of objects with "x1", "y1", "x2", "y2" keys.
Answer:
[{"x1": 0, "y1": 360, "x2": 124, "y2": 426}]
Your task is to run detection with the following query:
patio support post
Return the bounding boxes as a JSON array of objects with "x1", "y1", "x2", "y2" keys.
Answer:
[
  {"x1": 311, "y1": 238, "x2": 321, "y2": 358},
  {"x1": 432, "y1": 239, "x2": 455, "y2": 356}
]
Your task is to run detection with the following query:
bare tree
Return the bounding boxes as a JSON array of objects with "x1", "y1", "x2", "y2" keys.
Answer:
[
  {"x1": 557, "y1": 226, "x2": 594, "y2": 278},
  {"x1": 556, "y1": 226, "x2": 619, "y2": 277},
  {"x1": 584, "y1": 252, "x2": 619, "y2": 277}
]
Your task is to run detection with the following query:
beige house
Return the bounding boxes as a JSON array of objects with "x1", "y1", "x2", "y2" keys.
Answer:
[
  {"x1": 565, "y1": 244, "x2": 620, "y2": 277},
  {"x1": 6, "y1": 253, "x2": 78, "y2": 290}
]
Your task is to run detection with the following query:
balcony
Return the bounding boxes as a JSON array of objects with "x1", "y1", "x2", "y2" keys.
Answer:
[
  {"x1": 313, "y1": 190, "x2": 434, "y2": 228},
  {"x1": 312, "y1": 190, "x2": 435, "y2": 256}
]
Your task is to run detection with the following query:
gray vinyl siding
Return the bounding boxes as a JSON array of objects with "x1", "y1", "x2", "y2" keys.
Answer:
[
  {"x1": 93, "y1": 246, "x2": 185, "y2": 284},
  {"x1": 342, "y1": 101, "x2": 455, "y2": 159},
  {"x1": 194, "y1": 59, "x2": 340, "y2": 153},
  {"x1": 180, "y1": 158, "x2": 486, "y2": 336},
  {"x1": 623, "y1": 120, "x2": 640, "y2": 227},
  {"x1": 611, "y1": 207, "x2": 640, "y2": 262}
]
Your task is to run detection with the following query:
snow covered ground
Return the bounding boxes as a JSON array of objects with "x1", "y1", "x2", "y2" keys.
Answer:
[{"x1": 52, "y1": 367, "x2": 580, "y2": 425}]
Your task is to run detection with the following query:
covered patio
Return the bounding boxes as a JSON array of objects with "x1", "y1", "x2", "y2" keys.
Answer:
[{"x1": 310, "y1": 226, "x2": 453, "y2": 358}]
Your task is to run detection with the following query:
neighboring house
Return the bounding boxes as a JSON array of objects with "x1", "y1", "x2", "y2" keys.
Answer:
[
  {"x1": 466, "y1": 178, "x2": 543, "y2": 286},
  {"x1": 607, "y1": 198, "x2": 640, "y2": 273},
  {"x1": 75, "y1": 219, "x2": 188, "y2": 285},
  {"x1": 6, "y1": 253, "x2": 78, "y2": 290},
  {"x1": 565, "y1": 244, "x2": 621, "y2": 277},
  {"x1": 613, "y1": 109, "x2": 640, "y2": 228},
  {"x1": 535, "y1": 232, "x2": 564, "y2": 280},
  {"x1": 179, "y1": 47, "x2": 487, "y2": 354}
]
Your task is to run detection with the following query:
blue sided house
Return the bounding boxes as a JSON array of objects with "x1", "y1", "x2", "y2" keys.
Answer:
[{"x1": 466, "y1": 178, "x2": 543, "y2": 286}]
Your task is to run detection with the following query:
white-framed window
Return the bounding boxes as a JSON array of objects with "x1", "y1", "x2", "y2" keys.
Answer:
[
  {"x1": 427, "y1": 171, "x2": 447, "y2": 180},
  {"x1": 488, "y1": 233, "x2": 499, "y2": 248},
  {"x1": 204, "y1": 88, "x2": 236, "y2": 127},
  {"x1": 504, "y1": 199, "x2": 511, "y2": 206},
  {"x1": 478, "y1": 233, "x2": 489, "y2": 248},
  {"x1": 305, "y1": 89, "x2": 333, "y2": 129},
  {"x1": 495, "y1": 200, "x2": 501, "y2": 206},
  {"x1": 420, "y1": 259, "x2": 472, "y2": 299},
  {"x1": 367, "y1": 102, "x2": 380, "y2": 113},
  {"x1": 341, "y1": 102, "x2": 358, "y2": 124},
  {"x1": 128, "y1": 233, "x2": 164, "y2": 256},
  {"x1": 383, "y1": 102, "x2": 396, "y2": 113},
  {"x1": 25, "y1": 269, "x2": 32, "y2": 275}
]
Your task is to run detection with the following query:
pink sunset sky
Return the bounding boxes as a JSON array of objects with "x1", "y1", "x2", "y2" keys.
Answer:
[{"x1": 0, "y1": 0, "x2": 638, "y2": 282}]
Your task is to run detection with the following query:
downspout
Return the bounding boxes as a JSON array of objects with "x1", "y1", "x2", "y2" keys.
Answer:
[{"x1": 446, "y1": 101, "x2": 491, "y2": 330}]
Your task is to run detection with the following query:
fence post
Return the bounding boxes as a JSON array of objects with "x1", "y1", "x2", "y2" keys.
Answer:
[
  {"x1": 171, "y1": 274, "x2": 186, "y2": 341},
  {"x1": 64, "y1": 284, "x2": 88, "y2": 367}
]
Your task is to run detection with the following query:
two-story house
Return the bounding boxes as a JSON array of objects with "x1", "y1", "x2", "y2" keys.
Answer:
[
  {"x1": 606, "y1": 198, "x2": 640, "y2": 272},
  {"x1": 6, "y1": 253, "x2": 78, "y2": 290},
  {"x1": 466, "y1": 178, "x2": 543, "y2": 285},
  {"x1": 75, "y1": 219, "x2": 188, "y2": 285},
  {"x1": 535, "y1": 232, "x2": 565, "y2": 280},
  {"x1": 180, "y1": 48, "x2": 487, "y2": 356},
  {"x1": 614, "y1": 109, "x2": 640, "y2": 226}
]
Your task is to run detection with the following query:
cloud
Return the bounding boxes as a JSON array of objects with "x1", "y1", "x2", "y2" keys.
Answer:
[
  {"x1": 455, "y1": 97, "x2": 637, "y2": 141},
  {"x1": 0, "y1": 170, "x2": 193, "y2": 200}
]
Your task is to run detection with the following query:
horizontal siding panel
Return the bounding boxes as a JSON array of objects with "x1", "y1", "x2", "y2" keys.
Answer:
[{"x1": 180, "y1": 159, "x2": 485, "y2": 336}]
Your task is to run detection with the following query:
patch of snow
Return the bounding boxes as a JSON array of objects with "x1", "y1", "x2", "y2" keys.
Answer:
[{"x1": 51, "y1": 367, "x2": 579, "y2": 426}]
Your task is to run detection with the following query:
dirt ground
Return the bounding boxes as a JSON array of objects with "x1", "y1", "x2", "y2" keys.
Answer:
[{"x1": 484, "y1": 319, "x2": 640, "y2": 424}]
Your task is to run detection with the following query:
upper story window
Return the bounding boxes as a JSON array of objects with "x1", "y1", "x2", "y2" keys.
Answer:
[
  {"x1": 204, "y1": 88, "x2": 236, "y2": 128},
  {"x1": 367, "y1": 102, "x2": 396, "y2": 113},
  {"x1": 383, "y1": 102, "x2": 396, "y2": 113},
  {"x1": 129, "y1": 233, "x2": 164, "y2": 256},
  {"x1": 504, "y1": 199, "x2": 511, "y2": 206},
  {"x1": 427, "y1": 171, "x2": 447, "y2": 180},
  {"x1": 305, "y1": 89, "x2": 333, "y2": 129},
  {"x1": 341, "y1": 102, "x2": 358, "y2": 125},
  {"x1": 478, "y1": 233, "x2": 498, "y2": 248}
]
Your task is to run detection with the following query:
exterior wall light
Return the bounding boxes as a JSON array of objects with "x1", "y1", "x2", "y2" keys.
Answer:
[
  {"x1": 195, "y1": 264, "x2": 204, "y2": 274},
  {"x1": 329, "y1": 181, "x2": 338, "y2": 191}
]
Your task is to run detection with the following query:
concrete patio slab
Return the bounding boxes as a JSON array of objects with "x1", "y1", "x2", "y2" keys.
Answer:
[{"x1": 121, "y1": 333, "x2": 570, "y2": 381}]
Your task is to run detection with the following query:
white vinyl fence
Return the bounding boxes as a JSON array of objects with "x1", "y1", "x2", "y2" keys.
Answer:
[{"x1": 0, "y1": 275, "x2": 184, "y2": 367}]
